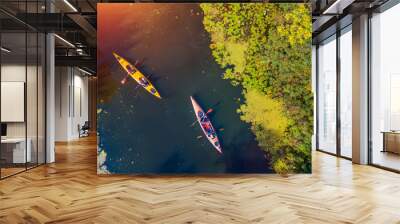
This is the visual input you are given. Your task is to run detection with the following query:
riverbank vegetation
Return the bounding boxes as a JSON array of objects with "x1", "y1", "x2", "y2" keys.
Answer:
[{"x1": 201, "y1": 3, "x2": 312, "y2": 174}]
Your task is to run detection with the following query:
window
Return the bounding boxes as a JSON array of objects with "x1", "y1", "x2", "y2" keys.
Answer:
[
  {"x1": 317, "y1": 35, "x2": 337, "y2": 154},
  {"x1": 339, "y1": 27, "x2": 352, "y2": 158},
  {"x1": 0, "y1": 1, "x2": 46, "y2": 179},
  {"x1": 370, "y1": 3, "x2": 400, "y2": 171}
]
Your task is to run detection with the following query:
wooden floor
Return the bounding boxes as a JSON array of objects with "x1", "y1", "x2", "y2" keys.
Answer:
[
  {"x1": 372, "y1": 150, "x2": 400, "y2": 171},
  {"x1": 1, "y1": 136, "x2": 400, "y2": 224},
  {"x1": 1, "y1": 167, "x2": 26, "y2": 178}
]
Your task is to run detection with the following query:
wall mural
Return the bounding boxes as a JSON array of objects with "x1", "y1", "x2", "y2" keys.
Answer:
[{"x1": 97, "y1": 3, "x2": 312, "y2": 174}]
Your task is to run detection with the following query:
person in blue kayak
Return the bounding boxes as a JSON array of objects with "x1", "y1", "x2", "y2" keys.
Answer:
[
  {"x1": 198, "y1": 111, "x2": 215, "y2": 137},
  {"x1": 198, "y1": 111, "x2": 209, "y2": 122},
  {"x1": 198, "y1": 111, "x2": 205, "y2": 120}
]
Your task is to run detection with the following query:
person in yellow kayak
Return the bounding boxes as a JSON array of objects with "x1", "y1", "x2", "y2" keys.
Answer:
[
  {"x1": 125, "y1": 64, "x2": 136, "y2": 74},
  {"x1": 138, "y1": 77, "x2": 149, "y2": 87}
]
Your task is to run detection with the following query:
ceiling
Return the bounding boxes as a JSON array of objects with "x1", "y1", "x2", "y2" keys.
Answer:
[
  {"x1": 1, "y1": 0, "x2": 396, "y2": 72},
  {"x1": 0, "y1": 0, "x2": 98, "y2": 73},
  {"x1": 312, "y1": 0, "x2": 391, "y2": 43}
]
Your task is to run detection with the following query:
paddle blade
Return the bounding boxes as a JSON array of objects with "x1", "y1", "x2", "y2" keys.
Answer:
[
  {"x1": 190, "y1": 120, "x2": 197, "y2": 127},
  {"x1": 206, "y1": 108, "x2": 213, "y2": 114},
  {"x1": 134, "y1": 59, "x2": 143, "y2": 67},
  {"x1": 121, "y1": 76, "x2": 129, "y2": 85}
]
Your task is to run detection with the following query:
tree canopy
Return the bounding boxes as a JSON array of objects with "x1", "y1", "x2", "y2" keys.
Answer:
[{"x1": 201, "y1": 3, "x2": 312, "y2": 174}]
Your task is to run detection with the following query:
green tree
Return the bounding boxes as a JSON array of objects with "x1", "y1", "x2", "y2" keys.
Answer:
[{"x1": 201, "y1": 3, "x2": 312, "y2": 174}]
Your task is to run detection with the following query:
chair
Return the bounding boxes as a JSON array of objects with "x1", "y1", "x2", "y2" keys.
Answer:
[{"x1": 79, "y1": 121, "x2": 90, "y2": 138}]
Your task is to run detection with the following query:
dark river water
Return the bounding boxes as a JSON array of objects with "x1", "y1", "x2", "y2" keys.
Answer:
[{"x1": 98, "y1": 3, "x2": 271, "y2": 173}]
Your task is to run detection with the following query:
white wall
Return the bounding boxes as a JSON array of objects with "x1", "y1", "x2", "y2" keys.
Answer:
[
  {"x1": 55, "y1": 67, "x2": 70, "y2": 141},
  {"x1": 1, "y1": 64, "x2": 26, "y2": 139},
  {"x1": 1, "y1": 82, "x2": 25, "y2": 122},
  {"x1": 1, "y1": 63, "x2": 46, "y2": 164},
  {"x1": 55, "y1": 67, "x2": 89, "y2": 141},
  {"x1": 72, "y1": 73, "x2": 89, "y2": 138},
  {"x1": 1, "y1": 64, "x2": 41, "y2": 137}
]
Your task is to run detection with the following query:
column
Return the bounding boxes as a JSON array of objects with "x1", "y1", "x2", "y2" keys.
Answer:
[{"x1": 352, "y1": 14, "x2": 369, "y2": 164}]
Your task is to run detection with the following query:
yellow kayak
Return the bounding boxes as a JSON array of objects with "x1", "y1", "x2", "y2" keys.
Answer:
[{"x1": 112, "y1": 52, "x2": 161, "y2": 99}]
